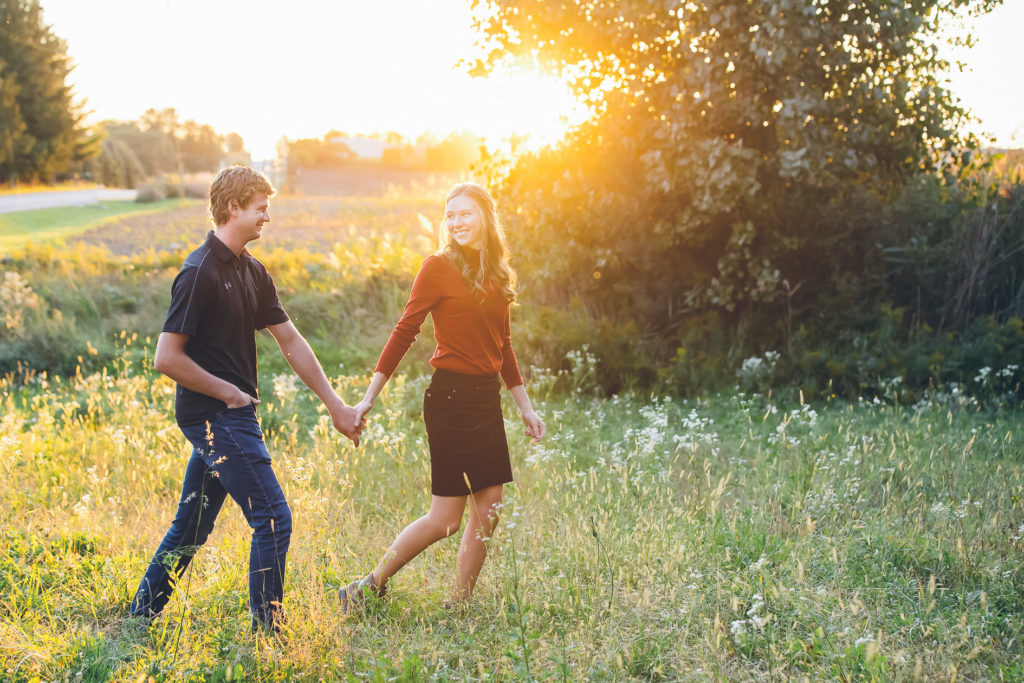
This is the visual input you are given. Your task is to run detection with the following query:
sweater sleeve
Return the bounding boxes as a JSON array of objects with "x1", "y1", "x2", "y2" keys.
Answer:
[
  {"x1": 499, "y1": 307, "x2": 524, "y2": 389},
  {"x1": 374, "y1": 256, "x2": 443, "y2": 378}
]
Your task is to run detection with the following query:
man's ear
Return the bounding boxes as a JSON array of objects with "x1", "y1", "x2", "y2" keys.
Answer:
[{"x1": 226, "y1": 198, "x2": 240, "y2": 217}]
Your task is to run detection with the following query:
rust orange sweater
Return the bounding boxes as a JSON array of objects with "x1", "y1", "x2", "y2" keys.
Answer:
[{"x1": 374, "y1": 253, "x2": 524, "y2": 388}]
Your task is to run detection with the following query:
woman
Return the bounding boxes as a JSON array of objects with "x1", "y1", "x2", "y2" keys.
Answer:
[{"x1": 340, "y1": 182, "x2": 545, "y2": 610}]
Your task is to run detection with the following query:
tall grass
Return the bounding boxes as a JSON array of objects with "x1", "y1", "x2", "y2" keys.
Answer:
[
  {"x1": 0, "y1": 197, "x2": 441, "y2": 377},
  {"x1": 1, "y1": 346, "x2": 1021, "y2": 680},
  {"x1": 2, "y1": 194, "x2": 1022, "y2": 680}
]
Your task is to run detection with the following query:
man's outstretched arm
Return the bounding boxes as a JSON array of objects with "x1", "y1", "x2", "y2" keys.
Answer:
[
  {"x1": 266, "y1": 321, "x2": 362, "y2": 444},
  {"x1": 154, "y1": 332, "x2": 256, "y2": 408}
]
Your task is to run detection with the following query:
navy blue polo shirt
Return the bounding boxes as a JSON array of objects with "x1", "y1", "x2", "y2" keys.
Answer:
[{"x1": 163, "y1": 231, "x2": 289, "y2": 426}]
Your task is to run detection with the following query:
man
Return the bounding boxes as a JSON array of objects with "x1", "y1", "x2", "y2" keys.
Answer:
[{"x1": 129, "y1": 165, "x2": 361, "y2": 631}]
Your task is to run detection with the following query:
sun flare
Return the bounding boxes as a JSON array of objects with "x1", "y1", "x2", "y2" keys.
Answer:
[
  {"x1": 39, "y1": 0, "x2": 594, "y2": 160},
  {"x1": 471, "y1": 70, "x2": 592, "y2": 152}
]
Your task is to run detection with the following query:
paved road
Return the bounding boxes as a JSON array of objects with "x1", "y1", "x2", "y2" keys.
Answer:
[{"x1": 0, "y1": 188, "x2": 138, "y2": 214}]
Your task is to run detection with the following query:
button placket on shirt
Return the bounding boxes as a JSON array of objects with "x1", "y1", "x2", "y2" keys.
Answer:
[{"x1": 235, "y1": 259, "x2": 258, "y2": 319}]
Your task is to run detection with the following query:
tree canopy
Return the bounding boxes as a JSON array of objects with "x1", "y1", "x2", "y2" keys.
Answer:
[
  {"x1": 88, "y1": 108, "x2": 238, "y2": 187},
  {"x1": 0, "y1": 1, "x2": 233, "y2": 190},
  {"x1": 0, "y1": 0, "x2": 86, "y2": 183},
  {"x1": 468, "y1": 0, "x2": 1010, "y2": 391}
]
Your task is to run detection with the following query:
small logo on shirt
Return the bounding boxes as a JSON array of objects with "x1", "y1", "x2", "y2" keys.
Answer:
[{"x1": 224, "y1": 282, "x2": 232, "y2": 290}]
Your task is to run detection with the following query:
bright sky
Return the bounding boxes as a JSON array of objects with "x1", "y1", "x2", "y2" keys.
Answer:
[
  {"x1": 939, "y1": 0, "x2": 1024, "y2": 148},
  {"x1": 39, "y1": 0, "x2": 590, "y2": 160},
  {"x1": 38, "y1": 0, "x2": 1024, "y2": 160}
]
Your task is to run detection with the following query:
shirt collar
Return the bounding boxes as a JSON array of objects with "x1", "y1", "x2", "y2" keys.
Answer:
[{"x1": 206, "y1": 231, "x2": 252, "y2": 263}]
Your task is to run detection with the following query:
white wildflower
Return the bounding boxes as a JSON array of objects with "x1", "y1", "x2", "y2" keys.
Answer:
[
  {"x1": 73, "y1": 494, "x2": 91, "y2": 518},
  {"x1": 748, "y1": 556, "x2": 769, "y2": 572},
  {"x1": 273, "y1": 373, "x2": 300, "y2": 404}
]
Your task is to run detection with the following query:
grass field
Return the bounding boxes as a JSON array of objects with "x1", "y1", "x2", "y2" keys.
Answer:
[
  {"x1": 1, "y1": 195, "x2": 1022, "y2": 680},
  {"x1": 0, "y1": 196, "x2": 442, "y2": 378},
  {"x1": 0, "y1": 199, "x2": 197, "y2": 251},
  {"x1": 1, "y1": 348, "x2": 1023, "y2": 681},
  {"x1": 64, "y1": 196, "x2": 441, "y2": 256}
]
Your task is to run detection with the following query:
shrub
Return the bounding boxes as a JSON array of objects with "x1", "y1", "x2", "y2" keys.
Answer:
[
  {"x1": 134, "y1": 183, "x2": 165, "y2": 203},
  {"x1": 185, "y1": 181, "x2": 209, "y2": 199},
  {"x1": 159, "y1": 174, "x2": 186, "y2": 198},
  {"x1": 0, "y1": 271, "x2": 81, "y2": 374}
]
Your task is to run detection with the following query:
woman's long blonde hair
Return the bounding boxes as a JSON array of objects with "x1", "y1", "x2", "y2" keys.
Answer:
[{"x1": 441, "y1": 183, "x2": 518, "y2": 303}]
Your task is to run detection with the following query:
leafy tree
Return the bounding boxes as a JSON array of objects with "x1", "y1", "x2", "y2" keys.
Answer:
[
  {"x1": 224, "y1": 132, "x2": 249, "y2": 165},
  {"x1": 138, "y1": 107, "x2": 181, "y2": 173},
  {"x1": 93, "y1": 109, "x2": 232, "y2": 182},
  {"x1": 469, "y1": 0, "x2": 1003, "y2": 384},
  {"x1": 225, "y1": 132, "x2": 245, "y2": 155},
  {"x1": 0, "y1": 0, "x2": 86, "y2": 183},
  {"x1": 71, "y1": 126, "x2": 103, "y2": 168},
  {"x1": 287, "y1": 135, "x2": 355, "y2": 168},
  {"x1": 88, "y1": 136, "x2": 146, "y2": 188},
  {"x1": 425, "y1": 131, "x2": 481, "y2": 171},
  {"x1": 96, "y1": 120, "x2": 166, "y2": 177},
  {"x1": 179, "y1": 119, "x2": 224, "y2": 173},
  {"x1": 0, "y1": 59, "x2": 30, "y2": 178}
]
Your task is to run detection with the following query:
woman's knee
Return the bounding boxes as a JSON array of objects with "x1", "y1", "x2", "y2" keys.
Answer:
[
  {"x1": 472, "y1": 489, "x2": 503, "y2": 526},
  {"x1": 427, "y1": 510, "x2": 463, "y2": 537}
]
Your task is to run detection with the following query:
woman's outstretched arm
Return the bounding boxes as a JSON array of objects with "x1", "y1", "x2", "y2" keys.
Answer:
[
  {"x1": 357, "y1": 257, "x2": 442, "y2": 424},
  {"x1": 354, "y1": 371, "x2": 389, "y2": 423},
  {"x1": 509, "y1": 384, "x2": 545, "y2": 441}
]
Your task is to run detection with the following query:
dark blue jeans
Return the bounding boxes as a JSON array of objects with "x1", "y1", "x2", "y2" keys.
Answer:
[{"x1": 129, "y1": 404, "x2": 292, "y2": 630}]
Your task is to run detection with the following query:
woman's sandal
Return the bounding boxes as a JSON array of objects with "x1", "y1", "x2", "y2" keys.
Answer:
[{"x1": 338, "y1": 572, "x2": 387, "y2": 614}]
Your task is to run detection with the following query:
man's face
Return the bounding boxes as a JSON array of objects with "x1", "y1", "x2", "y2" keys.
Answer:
[{"x1": 234, "y1": 192, "x2": 271, "y2": 242}]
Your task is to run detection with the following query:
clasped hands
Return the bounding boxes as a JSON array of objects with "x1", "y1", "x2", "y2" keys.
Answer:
[
  {"x1": 332, "y1": 395, "x2": 546, "y2": 446},
  {"x1": 329, "y1": 397, "x2": 376, "y2": 447},
  {"x1": 328, "y1": 397, "x2": 368, "y2": 446}
]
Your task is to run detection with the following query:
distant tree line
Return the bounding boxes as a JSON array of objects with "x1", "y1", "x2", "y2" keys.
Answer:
[
  {"x1": 285, "y1": 129, "x2": 482, "y2": 173},
  {"x1": 87, "y1": 108, "x2": 248, "y2": 189},
  {"x1": 472, "y1": 0, "x2": 1024, "y2": 397}
]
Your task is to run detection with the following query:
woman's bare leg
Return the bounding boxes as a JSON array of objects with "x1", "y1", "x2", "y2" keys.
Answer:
[
  {"x1": 371, "y1": 494, "x2": 467, "y2": 585},
  {"x1": 453, "y1": 484, "x2": 504, "y2": 601}
]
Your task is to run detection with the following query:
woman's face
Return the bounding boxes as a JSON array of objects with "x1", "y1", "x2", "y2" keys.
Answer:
[{"x1": 446, "y1": 194, "x2": 484, "y2": 250}]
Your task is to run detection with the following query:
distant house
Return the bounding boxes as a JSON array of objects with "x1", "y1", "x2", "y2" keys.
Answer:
[
  {"x1": 330, "y1": 137, "x2": 385, "y2": 161},
  {"x1": 327, "y1": 136, "x2": 428, "y2": 167}
]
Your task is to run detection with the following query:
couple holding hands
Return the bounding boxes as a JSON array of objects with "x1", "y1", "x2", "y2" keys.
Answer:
[{"x1": 128, "y1": 166, "x2": 545, "y2": 631}]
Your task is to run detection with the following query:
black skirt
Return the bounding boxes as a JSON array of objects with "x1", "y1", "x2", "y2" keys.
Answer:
[{"x1": 422, "y1": 368, "x2": 513, "y2": 496}]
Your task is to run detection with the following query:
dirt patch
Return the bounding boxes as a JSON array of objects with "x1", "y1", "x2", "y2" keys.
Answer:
[
  {"x1": 68, "y1": 196, "x2": 442, "y2": 256},
  {"x1": 291, "y1": 167, "x2": 462, "y2": 198}
]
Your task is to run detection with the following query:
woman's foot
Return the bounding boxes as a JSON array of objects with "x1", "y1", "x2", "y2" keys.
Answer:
[
  {"x1": 443, "y1": 595, "x2": 470, "y2": 611},
  {"x1": 338, "y1": 572, "x2": 387, "y2": 614}
]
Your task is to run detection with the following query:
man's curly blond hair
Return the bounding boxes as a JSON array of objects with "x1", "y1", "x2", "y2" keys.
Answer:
[{"x1": 209, "y1": 166, "x2": 275, "y2": 226}]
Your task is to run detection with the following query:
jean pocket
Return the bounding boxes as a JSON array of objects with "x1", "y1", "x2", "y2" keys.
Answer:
[
  {"x1": 215, "y1": 405, "x2": 266, "y2": 446},
  {"x1": 218, "y1": 404, "x2": 258, "y2": 430}
]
